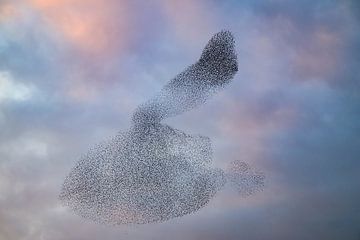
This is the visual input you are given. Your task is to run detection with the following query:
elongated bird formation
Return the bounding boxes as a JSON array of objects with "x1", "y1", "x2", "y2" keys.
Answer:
[{"x1": 60, "y1": 31, "x2": 265, "y2": 225}]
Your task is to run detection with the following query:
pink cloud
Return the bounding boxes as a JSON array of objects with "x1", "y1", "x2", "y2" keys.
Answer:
[
  {"x1": 158, "y1": 0, "x2": 218, "y2": 45},
  {"x1": 29, "y1": 0, "x2": 133, "y2": 56},
  {"x1": 290, "y1": 27, "x2": 344, "y2": 81}
]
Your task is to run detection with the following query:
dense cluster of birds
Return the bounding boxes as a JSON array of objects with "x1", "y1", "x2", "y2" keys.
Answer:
[{"x1": 60, "y1": 31, "x2": 265, "y2": 225}]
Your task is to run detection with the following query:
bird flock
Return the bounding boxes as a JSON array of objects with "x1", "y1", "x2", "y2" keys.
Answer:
[{"x1": 60, "y1": 31, "x2": 265, "y2": 225}]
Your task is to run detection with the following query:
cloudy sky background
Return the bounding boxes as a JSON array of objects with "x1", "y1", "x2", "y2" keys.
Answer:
[{"x1": 1, "y1": 0, "x2": 360, "y2": 239}]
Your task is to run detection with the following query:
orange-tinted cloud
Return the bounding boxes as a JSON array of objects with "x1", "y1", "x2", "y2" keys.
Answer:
[
  {"x1": 30, "y1": 0, "x2": 132, "y2": 56},
  {"x1": 0, "y1": 1, "x2": 18, "y2": 22}
]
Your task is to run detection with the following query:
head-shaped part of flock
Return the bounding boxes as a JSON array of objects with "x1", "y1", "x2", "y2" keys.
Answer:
[{"x1": 60, "y1": 31, "x2": 265, "y2": 225}]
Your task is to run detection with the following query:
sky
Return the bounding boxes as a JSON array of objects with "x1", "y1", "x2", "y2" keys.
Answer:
[{"x1": 1, "y1": 0, "x2": 360, "y2": 239}]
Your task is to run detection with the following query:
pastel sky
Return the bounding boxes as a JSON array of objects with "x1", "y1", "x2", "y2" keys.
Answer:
[{"x1": 1, "y1": 0, "x2": 360, "y2": 239}]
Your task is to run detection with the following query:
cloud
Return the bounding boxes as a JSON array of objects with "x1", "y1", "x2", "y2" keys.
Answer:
[
  {"x1": 158, "y1": 0, "x2": 218, "y2": 45},
  {"x1": 0, "y1": 71, "x2": 35, "y2": 103},
  {"x1": 1, "y1": 0, "x2": 360, "y2": 239},
  {"x1": 29, "y1": 0, "x2": 133, "y2": 56}
]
